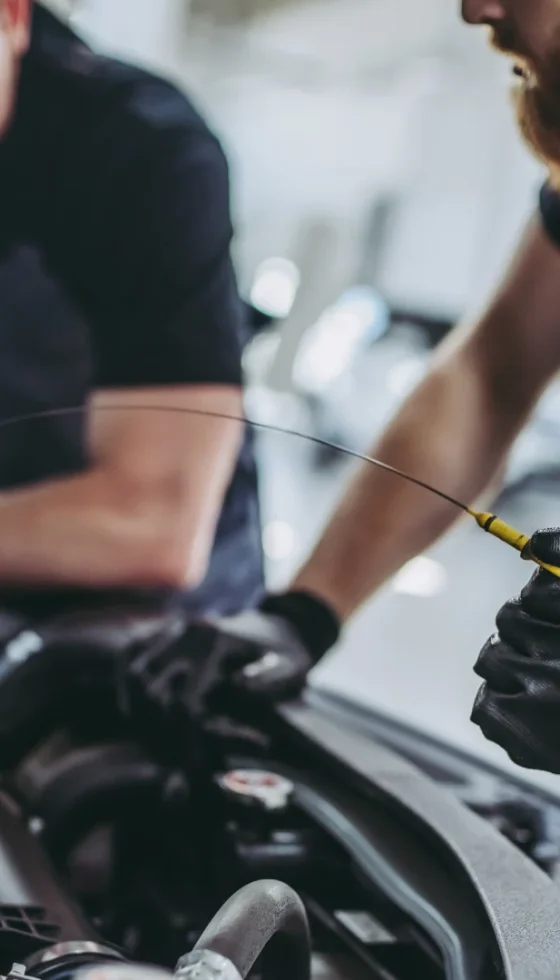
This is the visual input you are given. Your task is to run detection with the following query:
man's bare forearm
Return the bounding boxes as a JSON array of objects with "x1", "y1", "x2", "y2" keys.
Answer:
[
  {"x1": 292, "y1": 330, "x2": 542, "y2": 621},
  {"x1": 0, "y1": 386, "x2": 244, "y2": 591},
  {"x1": 0, "y1": 468, "x2": 199, "y2": 589}
]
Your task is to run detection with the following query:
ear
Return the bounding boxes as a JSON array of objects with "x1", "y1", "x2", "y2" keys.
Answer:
[{"x1": 3, "y1": 0, "x2": 31, "y2": 57}]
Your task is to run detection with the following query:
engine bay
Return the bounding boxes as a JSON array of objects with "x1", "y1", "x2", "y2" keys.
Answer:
[{"x1": 0, "y1": 605, "x2": 557, "y2": 980}]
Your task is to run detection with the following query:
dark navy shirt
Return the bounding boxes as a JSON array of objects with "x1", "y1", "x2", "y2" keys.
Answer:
[
  {"x1": 540, "y1": 183, "x2": 560, "y2": 246},
  {"x1": 0, "y1": 4, "x2": 263, "y2": 615}
]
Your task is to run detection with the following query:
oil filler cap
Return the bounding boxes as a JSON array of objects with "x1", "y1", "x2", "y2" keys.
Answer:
[{"x1": 217, "y1": 769, "x2": 294, "y2": 811}]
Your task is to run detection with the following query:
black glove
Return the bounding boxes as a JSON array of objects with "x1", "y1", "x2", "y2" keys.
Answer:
[
  {"x1": 206, "y1": 590, "x2": 341, "y2": 703},
  {"x1": 471, "y1": 528, "x2": 560, "y2": 773}
]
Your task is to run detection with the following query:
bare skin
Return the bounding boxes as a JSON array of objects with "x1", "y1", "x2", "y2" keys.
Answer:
[
  {"x1": 0, "y1": 386, "x2": 244, "y2": 589},
  {"x1": 0, "y1": 2, "x2": 245, "y2": 592},
  {"x1": 0, "y1": 1, "x2": 29, "y2": 137},
  {"x1": 293, "y1": 220, "x2": 560, "y2": 620},
  {"x1": 291, "y1": 0, "x2": 560, "y2": 622}
]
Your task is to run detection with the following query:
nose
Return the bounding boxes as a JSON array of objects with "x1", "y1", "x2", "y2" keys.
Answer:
[{"x1": 461, "y1": 0, "x2": 506, "y2": 24}]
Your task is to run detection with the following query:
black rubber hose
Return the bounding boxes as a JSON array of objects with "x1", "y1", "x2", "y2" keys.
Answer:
[{"x1": 191, "y1": 880, "x2": 311, "y2": 980}]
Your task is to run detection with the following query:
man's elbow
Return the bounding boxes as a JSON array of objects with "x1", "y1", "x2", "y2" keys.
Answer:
[
  {"x1": 141, "y1": 535, "x2": 210, "y2": 591},
  {"x1": 152, "y1": 548, "x2": 208, "y2": 592},
  {"x1": 110, "y1": 505, "x2": 211, "y2": 591},
  {"x1": 97, "y1": 471, "x2": 215, "y2": 591}
]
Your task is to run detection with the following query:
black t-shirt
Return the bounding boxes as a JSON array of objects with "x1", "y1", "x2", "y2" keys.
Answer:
[
  {"x1": 0, "y1": 4, "x2": 263, "y2": 614},
  {"x1": 539, "y1": 183, "x2": 560, "y2": 246}
]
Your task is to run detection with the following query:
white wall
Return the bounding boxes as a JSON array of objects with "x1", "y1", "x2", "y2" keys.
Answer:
[
  {"x1": 72, "y1": 0, "x2": 190, "y2": 74},
  {"x1": 70, "y1": 0, "x2": 545, "y2": 321},
  {"x1": 182, "y1": 0, "x2": 543, "y2": 321}
]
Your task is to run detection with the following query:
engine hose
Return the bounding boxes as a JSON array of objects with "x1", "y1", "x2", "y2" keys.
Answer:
[
  {"x1": 176, "y1": 881, "x2": 311, "y2": 980},
  {"x1": 76, "y1": 882, "x2": 310, "y2": 980}
]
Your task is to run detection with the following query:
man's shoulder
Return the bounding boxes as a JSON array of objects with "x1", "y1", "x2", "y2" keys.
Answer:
[
  {"x1": 12, "y1": 15, "x2": 236, "y2": 331},
  {"x1": 80, "y1": 57, "x2": 216, "y2": 149},
  {"x1": 28, "y1": 7, "x2": 222, "y2": 164}
]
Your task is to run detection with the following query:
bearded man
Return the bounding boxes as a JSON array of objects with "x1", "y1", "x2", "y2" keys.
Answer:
[{"x1": 210, "y1": 1, "x2": 560, "y2": 775}]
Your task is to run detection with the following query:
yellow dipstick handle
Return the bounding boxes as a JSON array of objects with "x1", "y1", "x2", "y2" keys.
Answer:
[{"x1": 470, "y1": 510, "x2": 560, "y2": 579}]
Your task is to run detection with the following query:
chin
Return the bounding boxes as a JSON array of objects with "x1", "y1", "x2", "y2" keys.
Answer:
[
  {"x1": 511, "y1": 77, "x2": 560, "y2": 188},
  {"x1": 545, "y1": 164, "x2": 560, "y2": 192}
]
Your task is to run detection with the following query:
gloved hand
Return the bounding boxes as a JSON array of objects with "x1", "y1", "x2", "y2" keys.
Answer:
[
  {"x1": 202, "y1": 590, "x2": 341, "y2": 704},
  {"x1": 471, "y1": 528, "x2": 560, "y2": 773}
]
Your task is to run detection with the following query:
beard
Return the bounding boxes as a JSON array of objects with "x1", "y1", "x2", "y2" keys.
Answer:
[{"x1": 491, "y1": 26, "x2": 560, "y2": 191}]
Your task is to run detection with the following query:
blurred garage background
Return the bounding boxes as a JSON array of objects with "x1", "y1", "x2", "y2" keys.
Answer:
[{"x1": 62, "y1": 0, "x2": 560, "y2": 795}]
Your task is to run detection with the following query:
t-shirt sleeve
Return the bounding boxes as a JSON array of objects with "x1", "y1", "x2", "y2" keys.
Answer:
[
  {"x1": 539, "y1": 182, "x2": 560, "y2": 249},
  {"x1": 68, "y1": 79, "x2": 247, "y2": 389}
]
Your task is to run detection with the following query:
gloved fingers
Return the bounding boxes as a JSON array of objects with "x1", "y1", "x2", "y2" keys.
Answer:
[
  {"x1": 173, "y1": 622, "x2": 259, "y2": 718},
  {"x1": 185, "y1": 624, "x2": 271, "y2": 680},
  {"x1": 181, "y1": 631, "x2": 232, "y2": 716},
  {"x1": 208, "y1": 611, "x2": 307, "y2": 659},
  {"x1": 472, "y1": 682, "x2": 560, "y2": 773},
  {"x1": 519, "y1": 570, "x2": 560, "y2": 622},
  {"x1": 528, "y1": 527, "x2": 560, "y2": 566},
  {"x1": 495, "y1": 597, "x2": 560, "y2": 653},
  {"x1": 232, "y1": 648, "x2": 312, "y2": 701},
  {"x1": 183, "y1": 608, "x2": 315, "y2": 708},
  {"x1": 474, "y1": 635, "x2": 526, "y2": 693},
  {"x1": 208, "y1": 612, "x2": 313, "y2": 689},
  {"x1": 219, "y1": 640, "x2": 265, "y2": 674},
  {"x1": 475, "y1": 633, "x2": 560, "y2": 693},
  {"x1": 472, "y1": 533, "x2": 560, "y2": 774}
]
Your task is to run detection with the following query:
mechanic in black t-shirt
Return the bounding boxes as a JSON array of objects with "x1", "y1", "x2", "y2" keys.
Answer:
[{"x1": 0, "y1": 0, "x2": 263, "y2": 615}]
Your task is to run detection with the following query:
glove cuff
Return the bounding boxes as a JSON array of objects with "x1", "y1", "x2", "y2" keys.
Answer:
[{"x1": 260, "y1": 590, "x2": 341, "y2": 662}]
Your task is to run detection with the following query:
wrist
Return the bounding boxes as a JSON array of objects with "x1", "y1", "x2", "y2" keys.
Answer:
[{"x1": 260, "y1": 589, "x2": 341, "y2": 662}]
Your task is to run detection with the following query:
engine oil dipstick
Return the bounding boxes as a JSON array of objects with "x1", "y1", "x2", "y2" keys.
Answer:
[
  {"x1": 1, "y1": 403, "x2": 559, "y2": 580},
  {"x1": 468, "y1": 510, "x2": 560, "y2": 579}
]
